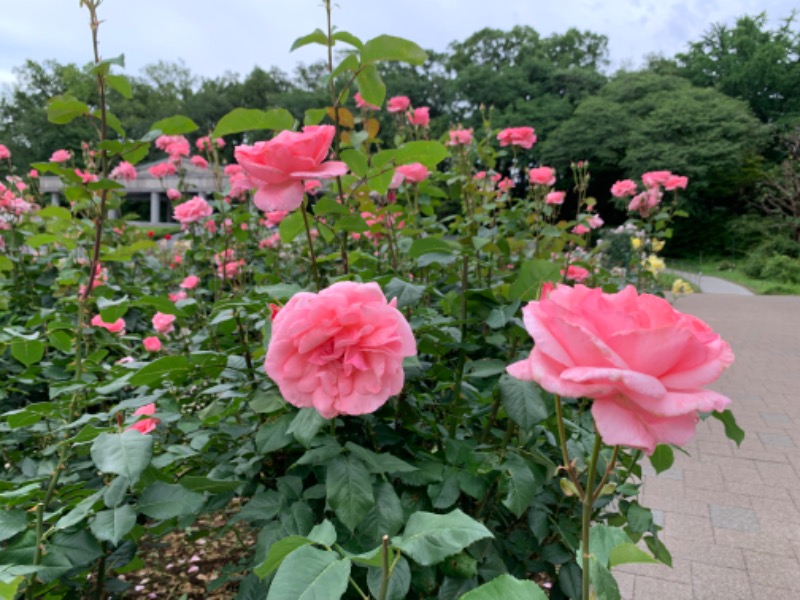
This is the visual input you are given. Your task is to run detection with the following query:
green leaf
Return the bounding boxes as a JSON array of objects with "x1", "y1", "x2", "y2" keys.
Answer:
[
  {"x1": 326, "y1": 456, "x2": 375, "y2": 532},
  {"x1": 394, "y1": 141, "x2": 448, "y2": 168},
  {"x1": 55, "y1": 490, "x2": 104, "y2": 530},
  {"x1": 307, "y1": 520, "x2": 337, "y2": 546},
  {"x1": 501, "y1": 454, "x2": 539, "y2": 517},
  {"x1": 589, "y1": 559, "x2": 621, "y2": 600},
  {"x1": 106, "y1": 74, "x2": 133, "y2": 99},
  {"x1": 499, "y1": 375, "x2": 548, "y2": 430},
  {"x1": 384, "y1": 278, "x2": 426, "y2": 308},
  {"x1": 465, "y1": 359, "x2": 507, "y2": 378},
  {"x1": 255, "y1": 414, "x2": 294, "y2": 454},
  {"x1": 290, "y1": 28, "x2": 329, "y2": 52},
  {"x1": 138, "y1": 482, "x2": 204, "y2": 520},
  {"x1": 334, "y1": 214, "x2": 369, "y2": 233},
  {"x1": 407, "y1": 237, "x2": 456, "y2": 259},
  {"x1": 361, "y1": 35, "x2": 428, "y2": 65},
  {"x1": 332, "y1": 31, "x2": 363, "y2": 49},
  {"x1": 392, "y1": 509, "x2": 493, "y2": 566},
  {"x1": 268, "y1": 546, "x2": 351, "y2": 600},
  {"x1": 356, "y1": 64, "x2": 386, "y2": 109},
  {"x1": 47, "y1": 95, "x2": 89, "y2": 125},
  {"x1": 10, "y1": 339, "x2": 45, "y2": 367},
  {"x1": 626, "y1": 503, "x2": 653, "y2": 533},
  {"x1": 344, "y1": 443, "x2": 417, "y2": 474},
  {"x1": 26, "y1": 234, "x2": 58, "y2": 248},
  {"x1": 90, "y1": 505, "x2": 136, "y2": 546},
  {"x1": 0, "y1": 510, "x2": 28, "y2": 542},
  {"x1": 314, "y1": 197, "x2": 349, "y2": 216},
  {"x1": 150, "y1": 115, "x2": 198, "y2": 135},
  {"x1": 0, "y1": 255, "x2": 12, "y2": 271},
  {"x1": 131, "y1": 295, "x2": 183, "y2": 315},
  {"x1": 508, "y1": 260, "x2": 561, "y2": 301},
  {"x1": 648, "y1": 444, "x2": 674, "y2": 474},
  {"x1": 711, "y1": 409, "x2": 745, "y2": 446},
  {"x1": 90, "y1": 431, "x2": 153, "y2": 485},
  {"x1": 254, "y1": 535, "x2": 312, "y2": 578},
  {"x1": 608, "y1": 543, "x2": 659, "y2": 568},
  {"x1": 129, "y1": 355, "x2": 191, "y2": 387},
  {"x1": 287, "y1": 408, "x2": 326, "y2": 446},
  {"x1": 279, "y1": 210, "x2": 305, "y2": 243},
  {"x1": 460, "y1": 574, "x2": 547, "y2": 600},
  {"x1": 179, "y1": 476, "x2": 242, "y2": 494},
  {"x1": 582, "y1": 525, "x2": 629, "y2": 567},
  {"x1": 213, "y1": 108, "x2": 294, "y2": 138},
  {"x1": 340, "y1": 149, "x2": 369, "y2": 178},
  {"x1": 358, "y1": 482, "x2": 404, "y2": 539},
  {"x1": 304, "y1": 108, "x2": 328, "y2": 126}
]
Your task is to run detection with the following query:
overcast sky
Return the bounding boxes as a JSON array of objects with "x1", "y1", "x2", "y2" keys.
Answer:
[{"x1": 0, "y1": 0, "x2": 796, "y2": 88}]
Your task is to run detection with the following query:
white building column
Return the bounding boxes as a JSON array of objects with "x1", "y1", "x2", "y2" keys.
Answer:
[
  {"x1": 150, "y1": 192, "x2": 160, "y2": 224},
  {"x1": 50, "y1": 192, "x2": 59, "y2": 206}
]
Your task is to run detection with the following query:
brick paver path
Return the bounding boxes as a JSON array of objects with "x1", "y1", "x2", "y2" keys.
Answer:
[{"x1": 616, "y1": 293, "x2": 800, "y2": 599}]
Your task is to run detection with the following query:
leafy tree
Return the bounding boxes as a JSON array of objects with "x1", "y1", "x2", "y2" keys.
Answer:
[
  {"x1": 541, "y1": 71, "x2": 766, "y2": 208},
  {"x1": 676, "y1": 13, "x2": 800, "y2": 126}
]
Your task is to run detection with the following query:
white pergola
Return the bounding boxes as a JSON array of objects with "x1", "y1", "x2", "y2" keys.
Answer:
[{"x1": 38, "y1": 160, "x2": 221, "y2": 224}]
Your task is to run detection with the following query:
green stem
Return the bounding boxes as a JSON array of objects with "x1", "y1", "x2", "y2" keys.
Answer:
[
  {"x1": 377, "y1": 535, "x2": 391, "y2": 600},
  {"x1": 93, "y1": 547, "x2": 107, "y2": 600},
  {"x1": 581, "y1": 433, "x2": 603, "y2": 600},
  {"x1": 300, "y1": 200, "x2": 322, "y2": 291},
  {"x1": 27, "y1": 445, "x2": 69, "y2": 599},
  {"x1": 592, "y1": 445, "x2": 620, "y2": 503},
  {"x1": 554, "y1": 396, "x2": 584, "y2": 497},
  {"x1": 348, "y1": 576, "x2": 369, "y2": 600}
]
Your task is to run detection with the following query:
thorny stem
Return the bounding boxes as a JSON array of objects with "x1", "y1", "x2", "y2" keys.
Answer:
[
  {"x1": 592, "y1": 445, "x2": 620, "y2": 503},
  {"x1": 554, "y1": 395, "x2": 584, "y2": 497},
  {"x1": 377, "y1": 535, "x2": 391, "y2": 600},
  {"x1": 581, "y1": 434, "x2": 603, "y2": 600},
  {"x1": 448, "y1": 254, "x2": 469, "y2": 437}
]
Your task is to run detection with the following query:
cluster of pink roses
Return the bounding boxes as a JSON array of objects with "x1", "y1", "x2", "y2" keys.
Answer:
[
  {"x1": 385, "y1": 96, "x2": 431, "y2": 128},
  {"x1": 611, "y1": 171, "x2": 689, "y2": 217},
  {"x1": 173, "y1": 196, "x2": 213, "y2": 227}
]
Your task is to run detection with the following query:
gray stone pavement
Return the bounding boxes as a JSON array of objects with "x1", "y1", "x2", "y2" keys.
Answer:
[
  {"x1": 615, "y1": 293, "x2": 800, "y2": 599},
  {"x1": 668, "y1": 269, "x2": 754, "y2": 295}
]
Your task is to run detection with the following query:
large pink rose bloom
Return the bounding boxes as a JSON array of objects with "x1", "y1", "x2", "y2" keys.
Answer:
[
  {"x1": 265, "y1": 282, "x2": 417, "y2": 419},
  {"x1": 497, "y1": 127, "x2": 537, "y2": 149},
  {"x1": 173, "y1": 196, "x2": 213, "y2": 225},
  {"x1": 507, "y1": 284, "x2": 734, "y2": 454},
  {"x1": 234, "y1": 125, "x2": 348, "y2": 212}
]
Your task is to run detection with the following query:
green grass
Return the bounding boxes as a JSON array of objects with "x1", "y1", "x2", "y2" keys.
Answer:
[{"x1": 670, "y1": 257, "x2": 800, "y2": 295}]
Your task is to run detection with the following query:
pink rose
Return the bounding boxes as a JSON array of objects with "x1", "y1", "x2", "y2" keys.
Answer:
[
  {"x1": 508, "y1": 284, "x2": 734, "y2": 454},
  {"x1": 260, "y1": 233, "x2": 281, "y2": 249},
  {"x1": 262, "y1": 210, "x2": 289, "y2": 228},
  {"x1": 28, "y1": 169, "x2": 38, "y2": 179},
  {"x1": 91, "y1": 314, "x2": 125, "y2": 335},
  {"x1": 148, "y1": 162, "x2": 177, "y2": 179},
  {"x1": 0, "y1": 145, "x2": 10, "y2": 160},
  {"x1": 355, "y1": 92, "x2": 380, "y2": 111},
  {"x1": 190, "y1": 155, "x2": 209, "y2": 169},
  {"x1": 497, "y1": 127, "x2": 537, "y2": 149},
  {"x1": 447, "y1": 129, "x2": 473, "y2": 146},
  {"x1": 143, "y1": 336, "x2": 162, "y2": 352},
  {"x1": 498, "y1": 178, "x2": 514, "y2": 192},
  {"x1": 180, "y1": 275, "x2": 199, "y2": 289},
  {"x1": 110, "y1": 161, "x2": 137, "y2": 182},
  {"x1": 166, "y1": 188, "x2": 182, "y2": 201},
  {"x1": 173, "y1": 196, "x2": 213, "y2": 225},
  {"x1": 642, "y1": 171, "x2": 672, "y2": 188},
  {"x1": 664, "y1": 175, "x2": 688, "y2": 191},
  {"x1": 561, "y1": 265, "x2": 590, "y2": 283},
  {"x1": 529, "y1": 167, "x2": 556, "y2": 186},
  {"x1": 128, "y1": 403, "x2": 159, "y2": 435},
  {"x1": 611, "y1": 179, "x2": 638, "y2": 198},
  {"x1": 386, "y1": 96, "x2": 411, "y2": 113},
  {"x1": 152, "y1": 312, "x2": 176, "y2": 335},
  {"x1": 196, "y1": 136, "x2": 225, "y2": 151},
  {"x1": 50, "y1": 149, "x2": 72, "y2": 163},
  {"x1": 628, "y1": 187, "x2": 663, "y2": 217},
  {"x1": 156, "y1": 135, "x2": 190, "y2": 159},
  {"x1": 264, "y1": 281, "x2": 417, "y2": 419},
  {"x1": 234, "y1": 125, "x2": 348, "y2": 212},
  {"x1": 169, "y1": 290, "x2": 188, "y2": 303},
  {"x1": 304, "y1": 180, "x2": 322, "y2": 193},
  {"x1": 74, "y1": 169, "x2": 98, "y2": 184},
  {"x1": 393, "y1": 163, "x2": 430, "y2": 185},
  {"x1": 546, "y1": 191, "x2": 565, "y2": 205},
  {"x1": 407, "y1": 107, "x2": 430, "y2": 127},
  {"x1": 587, "y1": 215, "x2": 604, "y2": 229},
  {"x1": 572, "y1": 224, "x2": 590, "y2": 235}
]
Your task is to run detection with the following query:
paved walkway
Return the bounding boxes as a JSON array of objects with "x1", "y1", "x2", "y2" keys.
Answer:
[
  {"x1": 616, "y1": 293, "x2": 800, "y2": 599},
  {"x1": 668, "y1": 269, "x2": 754, "y2": 295}
]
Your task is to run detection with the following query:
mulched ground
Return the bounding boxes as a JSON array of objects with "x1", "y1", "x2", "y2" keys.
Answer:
[{"x1": 118, "y1": 508, "x2": 258, "y2": 599}]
